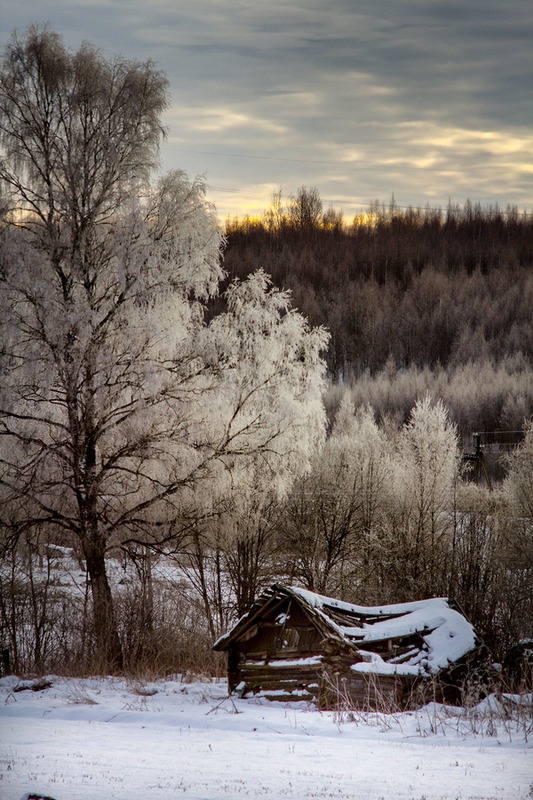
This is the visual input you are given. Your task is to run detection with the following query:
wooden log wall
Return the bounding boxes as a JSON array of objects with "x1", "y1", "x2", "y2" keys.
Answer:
[{"x1": 229, "y1": 645, "x2": 419, "y2": 710}]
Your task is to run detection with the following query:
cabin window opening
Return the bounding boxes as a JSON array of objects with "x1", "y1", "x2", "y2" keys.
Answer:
[
  {"x1": 275, "y1": 626, "x2": 300, "y2": 651},
  {"x1": 285, "y1": 628, "x2": 300, "y2": 648}
]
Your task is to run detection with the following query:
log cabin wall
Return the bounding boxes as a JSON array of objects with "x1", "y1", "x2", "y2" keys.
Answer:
[
  {"x1": 216, "y1": 585, "x2": 481, "y2": 710},
  {"x1": 225, "y1": 598, "x2": 417, "y2": 708},
  {"x1": 227, "y1": 597, "x2": 327, "y2": 701}
]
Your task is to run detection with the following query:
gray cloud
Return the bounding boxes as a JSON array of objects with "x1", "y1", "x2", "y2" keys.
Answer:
[{"x1": 1, "y1": 0, "x2": 531, "y2": 218}]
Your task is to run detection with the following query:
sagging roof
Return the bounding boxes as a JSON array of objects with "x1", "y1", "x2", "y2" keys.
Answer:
[{"x1": 214, "y1": 584, "x2": 478, "y2": 677}]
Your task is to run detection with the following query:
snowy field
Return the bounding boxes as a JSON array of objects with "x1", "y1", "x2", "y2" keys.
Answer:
[{"x1": 0, "y1": 676, "x2": 531, "y2": 800}]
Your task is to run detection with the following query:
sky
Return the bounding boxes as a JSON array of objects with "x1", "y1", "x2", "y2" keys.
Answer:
[{"x1": 1, "y1": 0, "x2": 532, "y2": 222}]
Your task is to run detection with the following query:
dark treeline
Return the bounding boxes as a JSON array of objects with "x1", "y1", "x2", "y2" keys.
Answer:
[{"x1": 222, "y1": 191, "x2": 533, "y2": 444}]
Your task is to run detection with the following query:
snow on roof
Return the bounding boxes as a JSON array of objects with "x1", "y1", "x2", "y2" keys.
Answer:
[
  {"x1": 214, "y1": 584, "x2": 478, "y2": 677},
  {"x1": 288, "y1": 586, "x2": 477, "y2": 676}
]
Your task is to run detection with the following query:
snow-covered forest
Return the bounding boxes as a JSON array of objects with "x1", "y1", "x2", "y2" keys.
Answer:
[
  {"x1": 223, "y1": 190, "x2": 533, "y2": 442},
  {"x1": 0, "y1": 24, "x2": 531, "y2": 698}
]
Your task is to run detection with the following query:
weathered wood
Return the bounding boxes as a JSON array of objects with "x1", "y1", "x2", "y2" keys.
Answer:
[{"x1": 216, "y1": 584, "x2": 481, "y2": 710}]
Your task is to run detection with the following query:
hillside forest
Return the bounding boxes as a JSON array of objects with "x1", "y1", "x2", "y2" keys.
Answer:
[
  {"x1": 223, "y1": 189, "x2": 533, "y2": 450},
  {"x1": 0, "y1": 28, "x2": 532, "y2": 686}
]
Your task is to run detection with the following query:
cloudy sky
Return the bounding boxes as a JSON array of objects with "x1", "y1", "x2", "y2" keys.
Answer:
[{"x1": 1, "y1": 0, "x2": 532, "y2": 221}]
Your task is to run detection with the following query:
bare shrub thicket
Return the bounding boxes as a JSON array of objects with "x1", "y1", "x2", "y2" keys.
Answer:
[
  {"x1": 115, "y1": 572, "x2": 224, "y2": 678},
  {"x1": 280, "y1": 397, "x2": 461, "y2": 603},
  {"x1": 0, "y1": 534, "x2": 90, "y2": 675},
  {"x1": 0, "y1": 540, "x2": 225, "y2": 676}
]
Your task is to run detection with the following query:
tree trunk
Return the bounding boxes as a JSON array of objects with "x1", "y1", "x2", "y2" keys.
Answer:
[
  {"x1": 83, "y1": 538, "x2": 123, "y2": 672},
  {"x1": 74, "y1": 341, "x2": 123, "y2": 671}
]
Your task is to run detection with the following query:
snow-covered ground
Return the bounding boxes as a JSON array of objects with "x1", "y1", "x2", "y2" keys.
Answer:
[{"x1": 0, "y1": 676, "x2": 531, "y2": 800}]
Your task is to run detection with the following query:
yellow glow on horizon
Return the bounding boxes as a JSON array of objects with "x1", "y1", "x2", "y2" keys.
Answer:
[{"x1": 201, "y1": 117, "x2": 533, "y2": 222}]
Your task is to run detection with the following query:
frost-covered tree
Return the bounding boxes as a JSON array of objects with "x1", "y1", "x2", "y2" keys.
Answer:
[
  {"x1": 282, "y1": 400, "x2": 392, "y2": 597},
  {"x1": 392, "y1": 396, "x2": 461, "y2": 597},
  {"x1": 180, "y1": 271, "x2": 328, "y2": 629},
  {"x1": 0, "y1": 27, "x2": 328, "y2": 668},
  {"x1": 503, "y1": 419, "x2": 533, "y2": 519}
]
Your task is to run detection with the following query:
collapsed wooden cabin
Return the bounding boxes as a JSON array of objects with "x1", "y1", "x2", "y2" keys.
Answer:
[{"x1": 213, "y1": 584, "x2": 482, "y2": 709}]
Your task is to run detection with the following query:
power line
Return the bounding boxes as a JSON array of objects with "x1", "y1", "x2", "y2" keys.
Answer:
[
  {"x1": 166, "y1": 146, "x2": 343, "y2": 166},
  {"x1": 165, "y1": 145, "x2": 533, "y2": 192},
  {"x1": 164, "y1": 147, "x2": 532, "y2": 215}
]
